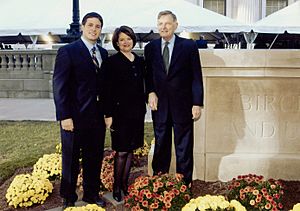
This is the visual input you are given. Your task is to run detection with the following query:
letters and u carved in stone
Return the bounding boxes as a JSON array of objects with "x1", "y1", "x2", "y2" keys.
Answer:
[{"x1": 234, "y1": 94, "x2": 300, "y2": 140}]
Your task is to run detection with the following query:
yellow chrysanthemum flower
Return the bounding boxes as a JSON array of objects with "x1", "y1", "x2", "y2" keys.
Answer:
[
  {"x1": 32, "y1": 153, "x2": 62, "y2": 180},
  {"x1": 133, "y1": 140, "x2": 151, "y2": 157},
  {"x1": 290, "y1": 203, "x2": 300, "y2": 211},
  {"x1": 182, "y1": 194, "x2": 246, "y2": 211},
  {"x1": 6, "y1": 173, "x2": 53, "y2": 208},
  {"x1": 64, "y1": 204, "x2": 105, "y2": 211}
]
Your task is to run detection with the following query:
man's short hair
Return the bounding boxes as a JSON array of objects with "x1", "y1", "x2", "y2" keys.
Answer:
[
  {"x1": 157, "y1": 10, "x2": 177, "y2": 21},
  {"x1": 112, "y1": 25, "x2": 137, "y2": 51},
  {"x1": 82, "y1": 12, "x2": 103, "y2": 28}
]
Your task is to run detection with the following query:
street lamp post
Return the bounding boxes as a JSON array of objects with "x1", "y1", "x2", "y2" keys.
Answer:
[{"x1": 61, "y1": 0, "x2": 81, "y2": 43}]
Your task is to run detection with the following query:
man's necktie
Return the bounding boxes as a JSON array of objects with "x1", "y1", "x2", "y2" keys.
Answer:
[
  {"x1": 92, "y1": 47, "x2": 101, "y2": 101},
  {"x1": 163, "y1": 42, "x2": 169, "y2": 73},
  {"x1": 91, "y1": 46, "x2": 100, "y2": 72}
]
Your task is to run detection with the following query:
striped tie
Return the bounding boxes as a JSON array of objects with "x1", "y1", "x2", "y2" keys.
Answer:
[
  {"x1": 92, "y1": 46, "x2": 100, "y2": 101},
  {"x1": 91, "y1": 46, "x2": 100, "y2": 72}
]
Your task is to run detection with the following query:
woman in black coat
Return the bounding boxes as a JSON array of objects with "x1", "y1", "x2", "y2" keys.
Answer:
[{"x1": 102, "y1": 26, "x2": 146, "y2": 202}]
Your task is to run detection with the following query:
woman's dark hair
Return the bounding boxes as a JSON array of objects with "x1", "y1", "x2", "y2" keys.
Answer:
[
  {"x1": 112, "y1": 26, "x2": 136, "y2": 51},
  {"x1": 82, "y1": 12, "x2": 103, "y2": 28}
]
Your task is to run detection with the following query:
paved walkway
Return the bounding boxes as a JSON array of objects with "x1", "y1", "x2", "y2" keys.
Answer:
[
  {"x1": 0, "y1": 98, "x2": 152, "y2": 122},
  {"x1": 0, "y1": 99, "x2": 56, "y2": 121}
]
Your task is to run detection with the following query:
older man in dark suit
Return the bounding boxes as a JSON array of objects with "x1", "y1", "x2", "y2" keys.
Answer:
[
  {"x1": 53, "y1": 12, "x2": 107, "y2": 209},
  {"x1": 145, "y1": 10, "x2": 204, "y2": 186}
]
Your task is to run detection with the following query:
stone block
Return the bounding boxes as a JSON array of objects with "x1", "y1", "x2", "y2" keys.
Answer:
[
  {"x1": 7, "y1": 71, "x2": 44, "y2": 79},
  {"x1": 8, "y1": 91, "x2": 43, "y2": 98},
  {"x1": 0, "y1": 91, "x2": 8, "y2": 98},
  {"x1": 265, "y1": 67, "x2": 300, "y2": 77},
  {"x1": 265, "y1": 50, "x2": 300, "y2": 68},
  {"x1": 0, "y1": 79, "x2": 23, "y2": 91},
  {"x1": 203, "y1": 67, "x2": 265, "y2": 77},
  {"x1": 24, "y1": 79, "x2": 49, "y2": 91},
  {"x1": 205, "y1": 77, "x2": 300, "y2": 154},
  {"x1": 192, "y1": 153, "x2": 205, "y2": 180},
  {"x1": 200, "y1": 50, "x2": 266, "y2": 68},
  {"x1": 205, "y1": 153, "x2": 300, "y2": 181},
  {"x1": 194, "y1": 113, "x2": 205, "y2": 154}
]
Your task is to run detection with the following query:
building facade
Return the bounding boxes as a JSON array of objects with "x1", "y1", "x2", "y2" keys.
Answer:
[{"x1": 187, "y1": 0, "x2": 299, "y2": 23}]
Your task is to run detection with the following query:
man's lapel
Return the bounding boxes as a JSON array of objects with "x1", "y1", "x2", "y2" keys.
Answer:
[
  {"x1": 169, "y1": 35, "x2": 181, "y2": 72},
  {"x1": 96, "y1": 44, "x2": 106, "y2": 61},
  {"x1": 78, "y1": 39, "x2": 95, "y2": 70},
  {"x1": 154, "y1": 39, "x2": 168, "y2": 74}
]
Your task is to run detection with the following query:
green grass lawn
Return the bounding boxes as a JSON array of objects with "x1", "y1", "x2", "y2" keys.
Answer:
[{"x1": 0, "y1": 121, "x2": 153, "y2": 184}]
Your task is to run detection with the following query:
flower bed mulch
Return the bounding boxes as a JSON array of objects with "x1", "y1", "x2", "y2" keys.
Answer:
[{"x1": 1, "y1": 157, "x2": 300, "y2": 211}]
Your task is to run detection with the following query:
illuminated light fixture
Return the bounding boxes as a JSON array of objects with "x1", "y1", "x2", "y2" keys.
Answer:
[
  {"x1": 179, "y1": 31, "x2": 191, "y2": 39},
  {"x1": 40, "y1": 34, "x2": 53, "y2": 44},
  {"x1": 106, "y1": 33, "x2": 113, "y2": 41}
]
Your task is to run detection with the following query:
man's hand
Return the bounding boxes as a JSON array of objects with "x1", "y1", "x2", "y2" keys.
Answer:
[
  {"x1": 148, "y1": 92, "x2": 158, "y2": 111},
  {"x1": 192, "y1": 106, "x2": 202, "y2": 121},
  {"x1": 61, "y1": 118, "x2": 74, "y2": 131},
  {"x1": 104, "y1": 117, "x2": 113, "y2": 129}
]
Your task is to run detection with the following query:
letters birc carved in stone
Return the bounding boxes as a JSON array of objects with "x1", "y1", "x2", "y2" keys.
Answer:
[{"x1": 239, "y1": 94, "x2": 300, "y2": 112}]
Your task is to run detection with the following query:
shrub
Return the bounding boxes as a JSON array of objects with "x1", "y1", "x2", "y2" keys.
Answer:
[
  {"x1": 133, "y1": 140, "x2": 151, "y2": 166},
  {"x1": 124, "y1": 173, "x2": 191, "y2": 211},
  {"x1": 227, "y1": 174, "x2": 284, "y2": 211},
  {"x1": 290, "y1": 203, "x2": 300, "y2": 211},
  {"x1": 100, "y1": 151, "x2": 115, "y2": 191},
  {"x1": 32, "y1": 153, "x2": 62, "y2": 180},
  {"x1": 182, "y1": 194, "x2": 246, "y2": 211},
  {"x1": 6, "y1": 174, "x2": 53, "y2": 208},
  {"x1": 64, "y1": 204, "x2": 105, "y2": 211}
]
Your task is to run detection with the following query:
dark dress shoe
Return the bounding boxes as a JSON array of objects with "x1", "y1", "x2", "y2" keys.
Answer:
[
  {"x1": 113, "y1": 190, "x2": 122, "y2": 202},
  {"x1": 122, "y1": 185, "x2": 129, "y2": 196},
  {"x1": 82, "y1": 196, "x2": 106, "y2": 208},
  {"x1": 62, "y1": 199, "x2": 75, "y2": 210}
]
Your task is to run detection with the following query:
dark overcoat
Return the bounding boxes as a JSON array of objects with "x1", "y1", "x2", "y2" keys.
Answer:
[
  {"x1": 53, "y1": 39, "x2": 108, "y2": 201},
  {"x1": 102, "y1": 52, "x2": 146, "y2": 151},
  {"x1": 144, "y1": 35, "x2": 204, "y2": 124},
  {"x1": 53, "y1": 39, "x2": 108, "y2": 128}
]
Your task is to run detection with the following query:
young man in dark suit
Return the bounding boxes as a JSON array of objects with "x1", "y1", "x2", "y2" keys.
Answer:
[
  {"x1": 145, "y1": 10, "x2": 204, "y2": 186},
  {"x1": 53, "y1": 12, "x2": 108, "y2": 209}
]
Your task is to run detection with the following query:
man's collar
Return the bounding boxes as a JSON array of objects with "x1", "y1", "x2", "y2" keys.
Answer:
[
  {"x1": 161, "y1": 34, "x2": 176, "y2": 45},
  {"x1": 81, "y1": 36, "x2": 97, "y2": 51}
]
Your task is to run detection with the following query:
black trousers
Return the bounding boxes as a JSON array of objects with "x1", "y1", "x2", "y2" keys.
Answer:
[
  {"x1": 152, "y1": 112, "x2": 194, "y2": 185},
  {"x1": 60, "y1": 123, "x2": 105, "y2": 202}
]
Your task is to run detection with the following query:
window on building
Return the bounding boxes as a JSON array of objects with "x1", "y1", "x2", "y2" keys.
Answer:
[
  {"x1": 266, "y1": 0, "x2": 288, "y2": 16},
  {"x1": 203, "y1": 0, "x2": 226, "y2": 15}
]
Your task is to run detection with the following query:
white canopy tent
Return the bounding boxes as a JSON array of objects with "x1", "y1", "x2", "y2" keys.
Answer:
[
  {"x1": 0, "y1": 0, "x2": 72, "y2": 36},
  {"x1": 0, "y1": 0, "x2": 250, "y2": 36},
  {"x1": 247, "y1": 1, "x2": 300, "y2": 49},
  {"x1": 252, "y1": 1, "x2": 300, "y2": 34}
]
